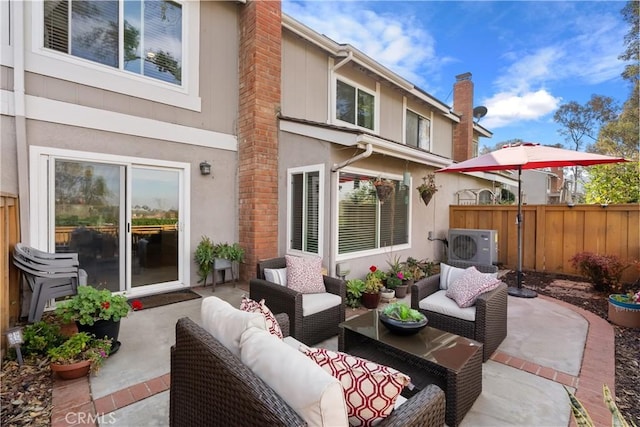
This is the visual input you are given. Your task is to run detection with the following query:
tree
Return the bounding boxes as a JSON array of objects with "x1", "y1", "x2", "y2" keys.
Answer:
[
  {"x1": 585, "y1": 1, "x2": 639, "y2": 204},
  {"x1": 553, "y1": 95, "x2": 620, "y2": 199}
]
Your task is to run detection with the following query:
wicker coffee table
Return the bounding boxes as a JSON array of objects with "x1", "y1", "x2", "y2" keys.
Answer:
[{"x1": 339, "y1": 310, "x2": 483, "y2": 427}]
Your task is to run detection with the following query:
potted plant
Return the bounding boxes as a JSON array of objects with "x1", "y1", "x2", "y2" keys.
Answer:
[
  {"x1": 194, "y1": 235, "x2": 215, "y2": 286},
  {"x1": 362, "y1": 266, "x2": 384, "y2": 309},
  {"x1": 416, "y1": 173, "x2": 438, "y2": 206},
  {"x1": 346, "y1": 278, "x2": 366, "y2": 308},
  {"x1": 380, "y1": 287, "x2": 395, "y2": 302},
  {"x1": 48, "y1": 332, "x2": 112, "y2": 379},
  {"x1": 21, "y1": 320, "x2": 66, "y2": 357},
  {"x1": 55, "y1": 286, "x2": 139, "y2": 354},
  {"x1": 608, "y1": 290, "x2": 640, "y2": 328},
  {"x1": 213, "y1": 242, "x2": 245, "y2": 282},
  {"x1": 379, "y1": 302, "x2": 428, "y2": 335},
  {"x1": 372, "y1": 177, "x2": 395, "y2": 204}
]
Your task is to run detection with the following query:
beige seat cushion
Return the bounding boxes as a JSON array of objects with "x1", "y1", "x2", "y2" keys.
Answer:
[
  {"x1": 200, "y1": 296, "x2": 267, "y2": 357},
  {"x1": 240, "y1": 327, "x2": 348, "y2": 427},
  {"x1": 302, "y1": 292, "x2": 342, "y2": 316},
  {"x1": 419, "y1": 290, "x2": 476, "y2": 321}
]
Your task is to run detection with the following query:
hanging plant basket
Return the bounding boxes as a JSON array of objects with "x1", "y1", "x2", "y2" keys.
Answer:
[
  {"x1": 374, "y1": 181, "x2": 395, "y2": 204},
  {"x1": 420, "y1": 191, "x2": 434, "y2": 207}
]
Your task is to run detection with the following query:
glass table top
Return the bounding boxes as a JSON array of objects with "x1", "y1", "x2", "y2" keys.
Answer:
[{"x1": 340, "y1": 310, "x2": 482, "y2": 372}]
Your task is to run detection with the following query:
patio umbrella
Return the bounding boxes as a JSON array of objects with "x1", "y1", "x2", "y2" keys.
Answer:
[{"x1": 437, "y1": 142, "x2": 628, "y2": 298}]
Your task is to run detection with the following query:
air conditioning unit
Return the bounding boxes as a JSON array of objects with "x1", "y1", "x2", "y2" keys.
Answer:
[{"x1": 448, "y1": 229, "x2": 498, "y2": 265}]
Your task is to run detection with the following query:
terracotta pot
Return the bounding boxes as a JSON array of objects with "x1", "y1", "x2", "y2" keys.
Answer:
[
  {"x1": 362, "y1": 292, "x2": 381, "y2": 309},
  {"x1": 50, "y1": 360, "x2": 91, "y2": 380}
]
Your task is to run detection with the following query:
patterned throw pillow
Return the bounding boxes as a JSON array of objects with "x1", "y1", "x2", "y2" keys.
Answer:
[
  {"x1": 446, "y1": 266, "x2": 502, "y2": 308},
  {"x1": 240, "y1": 296, "x2": 284, "y2": 339},
  {"x1": 285, "y1": 255, "x2": 326, "y2": 294},
  {"x1": 302, "y1": 347, "x2": 411, "y2": 427}
]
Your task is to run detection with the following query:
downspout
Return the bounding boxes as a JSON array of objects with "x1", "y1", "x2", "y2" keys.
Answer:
[
  {"x1": 13, "y1": 0, "x2": 30, "y2": 244},
  {"x1": 331, "y1": 142, "x2": 373, "y2": 172},
  {"x1": 329, "y1": 140, "x2": 373, "y2": 280}
]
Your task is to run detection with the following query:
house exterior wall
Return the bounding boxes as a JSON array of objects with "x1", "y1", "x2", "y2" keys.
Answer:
[
  {"x1": 281, "y1": 31, "x2": 329, "y2": 122},
  {"x1": 1, "y1": 0, "x2": 246, "y2": 288}
]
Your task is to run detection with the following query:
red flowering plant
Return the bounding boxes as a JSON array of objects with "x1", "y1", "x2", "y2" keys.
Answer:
[
  {"x1": 364, "y1": 266, "x2": 386, "y2": 294},
  {"x1": 56, "y1": 286, "x2": 143, "y2": 326}
]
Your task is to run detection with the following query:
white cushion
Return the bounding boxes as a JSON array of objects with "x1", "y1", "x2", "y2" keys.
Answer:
[
  {"x1": 264, "y1": 267, "x2": 287, "y2": 286},
  {"x1": 240, "y1": 327, "x2": 348, "y2": 427},
  {"x1": 200, "y1": 296, "x2": 267, "y2": 357},
  {"x1": 302, "y1": 292, "x2": 342, "y2": 317},
  {"x1": 419, "y1": 290, "x2": 476, "y2": 321},
  {"x1": 439, "y1": 263, "x2": 466, "y2": 290}
]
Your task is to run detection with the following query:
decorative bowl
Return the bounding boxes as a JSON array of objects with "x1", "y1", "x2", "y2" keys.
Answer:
[{"x1": 379, "y1": 313, "x2": 428, "y2": 336}]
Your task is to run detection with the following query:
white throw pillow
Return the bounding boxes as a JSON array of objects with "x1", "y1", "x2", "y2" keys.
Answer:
[
  {"x1": 439, "y1": 263, "x2": 467, "y2": 290},
  {"x1": 264, "y1": 267, "x2": 288, "y2": 286},
  {"x1": 200, "y1": 296, "x2": 267, "y2": 357},
  {"x1": 240, "y1": 327, "x2": 348, "y2": 427}
]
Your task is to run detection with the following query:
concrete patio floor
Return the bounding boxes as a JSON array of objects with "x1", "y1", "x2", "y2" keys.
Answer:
[{"x1": 50, "y1": 282, "x2": 616, "y2": 427}]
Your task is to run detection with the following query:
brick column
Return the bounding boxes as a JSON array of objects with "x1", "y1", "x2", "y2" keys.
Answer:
[
  {"x1": 238, "y1": 0, "x2": 281, "y2": 280},
  {"x1": 452, "y1": 72, "x2": 474, "y2": 162}
]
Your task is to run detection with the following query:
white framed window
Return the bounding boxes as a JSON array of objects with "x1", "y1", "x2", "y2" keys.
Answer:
[
  {"x1": 335, "y1": 78, "x2": 377, "y2": 131},
  {"x1": 472, "y1": 135, "x2": 479, "y2": 157},
  {"x1": 406, "y1": 109, "x2": 431, "y2": 150},
  {"x1": 287, "y1": 164, "x2": 324, "y2": 256},
  {"x1": 29, "y1": 0, "x2": 200, "y2": 111},
  {"x1": 337, "y1": 170, "x2": 409, "y2": 256}
]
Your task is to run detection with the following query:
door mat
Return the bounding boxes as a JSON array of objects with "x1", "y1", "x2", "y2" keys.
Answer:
[{"x1": 129, "y1": 289, "x2": 201, "y2": 311}]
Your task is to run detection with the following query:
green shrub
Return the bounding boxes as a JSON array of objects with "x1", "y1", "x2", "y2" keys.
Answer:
[
  {"x1": 569, "y1": 252, "x2": 630, "y2": 292},
  {"x1": 22, "y1": 321, "x2": 65, "y2": 356}
]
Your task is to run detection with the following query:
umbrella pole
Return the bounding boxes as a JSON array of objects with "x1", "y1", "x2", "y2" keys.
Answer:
[{"x1": 508, "y1": 167, "x2": 537, "y2": 298}]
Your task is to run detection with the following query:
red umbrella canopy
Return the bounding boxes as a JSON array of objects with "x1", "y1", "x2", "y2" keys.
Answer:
[{"x1": 437, "y1": 142, "x2": 628, "y2": 173}]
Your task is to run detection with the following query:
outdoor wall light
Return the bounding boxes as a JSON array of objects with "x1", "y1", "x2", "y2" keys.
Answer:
[
  {"x1": 403, "y1": 171, "x2": 411, "y2": 188},
  {"x1": 5, "y1": 326, "x2": 24, "y2": 366},
  {"x1": 199, "y1": 161, "x2": 212, "y2": 176}
]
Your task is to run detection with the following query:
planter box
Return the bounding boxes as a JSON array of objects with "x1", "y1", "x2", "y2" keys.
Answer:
[{"x1": 608, "y1": 297, "x2": 640, "y2": 329}]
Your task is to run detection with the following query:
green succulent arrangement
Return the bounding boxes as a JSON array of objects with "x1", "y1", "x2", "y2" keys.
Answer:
[
  {"x1": 381, "y1": 302, "x2": 426, "y2": 323},
  {"x1": 346, "y1": 279, "x2": 366, "y2": 308}
]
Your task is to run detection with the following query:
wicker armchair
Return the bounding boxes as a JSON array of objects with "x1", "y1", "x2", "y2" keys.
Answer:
[
  {"x1": 411, "y1": 261, "x2": 507, "y2": 362},
  {"x1": 170, "y1": 316, "x2": 447, "y2": 427},
  {"x1": 249, "y1": 257, "x2": 345, "y2": 346}
]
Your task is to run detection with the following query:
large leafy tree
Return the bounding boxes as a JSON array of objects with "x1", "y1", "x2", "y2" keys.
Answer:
[{"x1": 586, "y1": 0, "x2": 639, "y2": 203}]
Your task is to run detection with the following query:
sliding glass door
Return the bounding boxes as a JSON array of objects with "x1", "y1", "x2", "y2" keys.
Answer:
[{"x1": 46, "y1": 151, "x2": 186, "y2": 294}]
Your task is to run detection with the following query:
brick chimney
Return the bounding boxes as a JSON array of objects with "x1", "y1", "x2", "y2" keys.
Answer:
[
  {"x1": 238, "y1": 0, "x2": 282, "y2": 280},
  {"x1": 452, "y1": 72, "x2": 474, "y2": 162}
]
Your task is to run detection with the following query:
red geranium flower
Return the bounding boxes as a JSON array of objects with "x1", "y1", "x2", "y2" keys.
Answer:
[
  {"x1": 370, "y1": 266, "x2": 377, "y2": 272},
  {"x1": 101, "y1": 301, "x2": 110, "y2": 310},
  {"x1": 131, "y1": 300, "x2": 143, "y2": 311}
]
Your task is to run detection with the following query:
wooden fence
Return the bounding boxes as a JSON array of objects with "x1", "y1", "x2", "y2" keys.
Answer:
[
  {"x1": 1, "y1": 194, "x2": 20, "y2": 358},
  {"x1": 450, "y1": 204, "x2": 640, "y2": 284}
]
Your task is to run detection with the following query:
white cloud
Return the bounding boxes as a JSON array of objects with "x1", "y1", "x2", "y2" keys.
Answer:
[
  {"x1": 482, "y1": 90, "x2": 561, "y2": 129},
  {"x1": 283, "y1": 1, "x2": 446, "y2": 88}
]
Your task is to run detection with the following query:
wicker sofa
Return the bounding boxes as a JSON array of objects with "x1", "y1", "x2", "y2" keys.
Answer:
[
  {"x1": 411, "y1": 261, "x2": 507, "y2": 362},
  {"x1": 249, "y1": 257, "x2": 346, "y2": 346},
  {"x1": 170, "y1": 315, "x2": 446, "y2": 427}
]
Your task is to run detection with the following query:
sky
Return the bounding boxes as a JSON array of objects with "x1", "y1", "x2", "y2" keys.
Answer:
[{"x1": 282, "y1": 0, "x2": 631, "y2": 152}]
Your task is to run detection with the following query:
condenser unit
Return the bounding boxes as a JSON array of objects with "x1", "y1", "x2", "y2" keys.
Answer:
[{"x1": 448, "y1": 229, "x2": 498, "y2": 265}]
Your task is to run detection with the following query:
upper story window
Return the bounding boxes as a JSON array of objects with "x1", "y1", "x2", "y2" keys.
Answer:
[
  {"x1": 44, "y1": 0, "x2": 182, "y2": 86},
  {"x1": 472, "y1": 135, "x2": 479, "y2": 158},
  {"x1": 406, "y1": 110, "x2": 431, "y2": 150},
  {"x1": 336, "y1": 79, "x2": 375, "y2": 131}
]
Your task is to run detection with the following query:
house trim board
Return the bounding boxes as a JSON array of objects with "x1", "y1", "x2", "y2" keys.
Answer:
[{"x1": 1, "y1": 90, "x2": 237, "y2": 151}]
